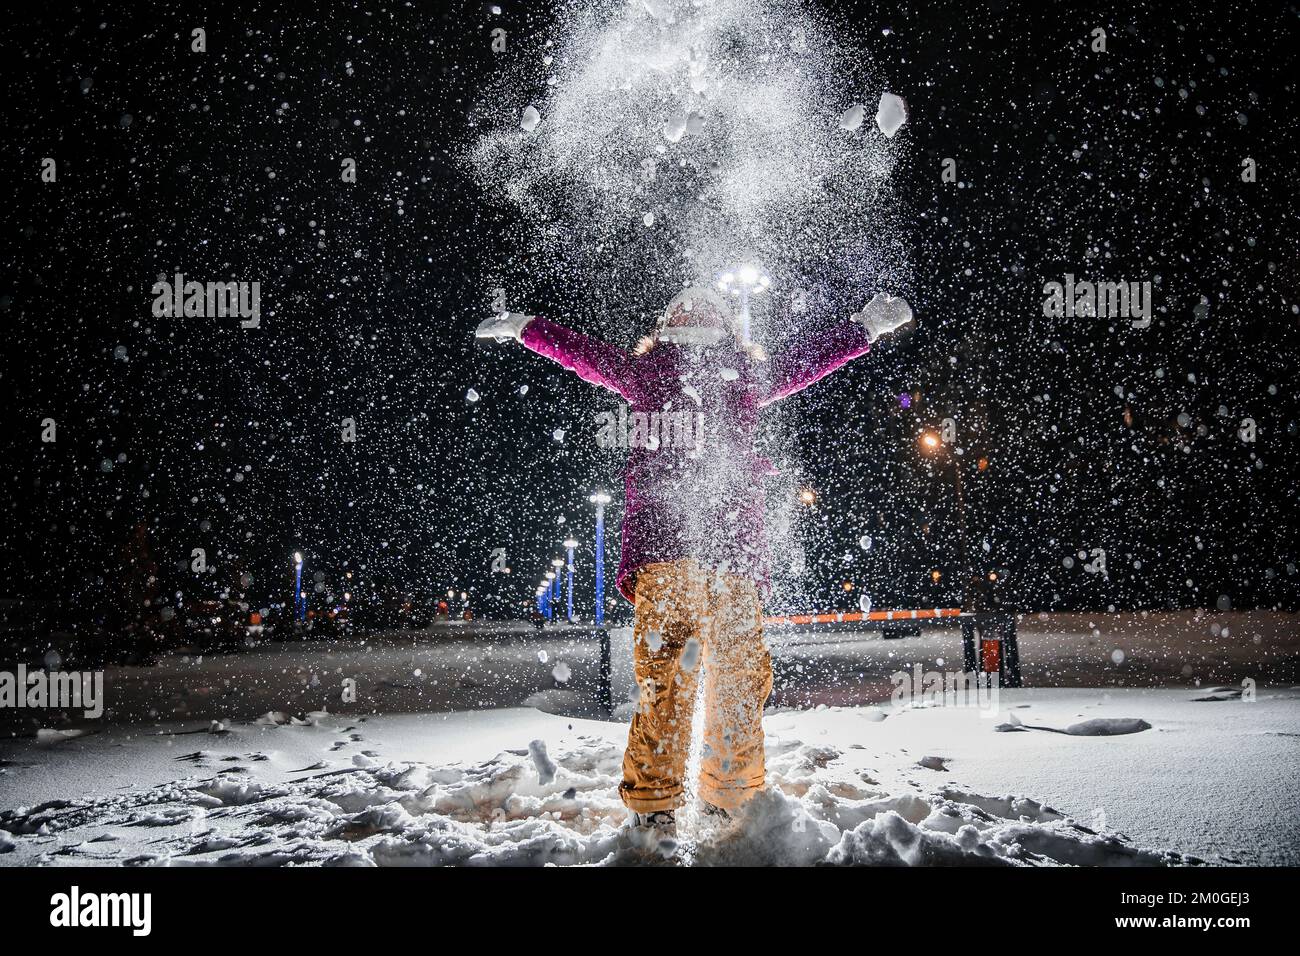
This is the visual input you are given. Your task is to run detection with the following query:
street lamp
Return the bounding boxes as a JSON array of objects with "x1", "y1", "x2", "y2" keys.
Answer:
[
  {"x1": 550, "y1": 558, "x2": 564, "y2": 605},
  {"x1": 589, "y1": 492, "x2": 612, "y2": 626},
  {"x1": 717, "y1": 263, "x2": 770, "y2": 344},
  {"x1": 919, "y1": 430, "x2": 971, "y2": 610},
  {"x1": 291, "y1": 552, "x2": 305, "y2": 622},
  {"x1": 563, "y1": 538, "x2": 579, "y2": 624}
]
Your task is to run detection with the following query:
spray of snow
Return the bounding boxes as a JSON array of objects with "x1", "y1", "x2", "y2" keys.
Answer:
[{"x1": 469, "y1": 0, "x2": 908, "y2": 331}]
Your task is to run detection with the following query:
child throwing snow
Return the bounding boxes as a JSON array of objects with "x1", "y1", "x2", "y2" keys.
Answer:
[{"x1": 475, "y1": 287, "x2": 912, "y2": 845}]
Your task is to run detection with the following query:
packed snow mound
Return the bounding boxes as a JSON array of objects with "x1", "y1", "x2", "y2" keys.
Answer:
[
  {"x1": 0, "y1": 716, "x2": 1194, "y2": 867},
  {"x1": 1065, "y1": 717, "x2": 1151, "y2": 736},
  {"x1": 998, "y1": 716, "x2": 1153, "y2": 736}
]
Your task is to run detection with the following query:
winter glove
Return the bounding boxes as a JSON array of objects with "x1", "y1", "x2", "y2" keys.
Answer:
[
  {"x1": 852, "y1": 292, "x2": 913, "y2": 342},
  {"x1": 475, "y1": 312, "x2": 534, "y2": 343}
]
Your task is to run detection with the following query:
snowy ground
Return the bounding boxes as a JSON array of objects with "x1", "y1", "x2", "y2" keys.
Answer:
[
  {"x1": 2, "y1": 611, "x2": 1295, "y2": 866},
  {"x1": 1, "y1": 686, "x2": 1296, "y2": 866}
]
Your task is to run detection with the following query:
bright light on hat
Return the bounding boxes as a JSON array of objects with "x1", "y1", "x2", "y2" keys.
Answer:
[{"x1": 717, "y1": 263, "x2": 769, "y2": 296}]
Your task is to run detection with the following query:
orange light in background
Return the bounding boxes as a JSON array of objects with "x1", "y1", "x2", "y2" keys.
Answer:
[
  {"x1": 798, "y1": 488, "x2": 816, "y2": 506},
  {"x1": 988, "y1": 572, "x2": 998, "y2": 582},
  {"x1": 920, "y1": 432, "x2": 940, "y2": 450},
  {"x1": 978, "y1": 457, "x2": 989, "y2": 471},
  {"x1": 930, "y1": 569, "x2": 942, "y2": 582},
  {"x1": 842, "y1": 581, "x2": 854, "y2": 592}
]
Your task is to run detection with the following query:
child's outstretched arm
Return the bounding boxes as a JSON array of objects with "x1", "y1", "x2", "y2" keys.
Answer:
[
  {"x1": 759, "y1": 293, "x2": 913, "y2": 406},
  {"x1": 475, "y1": 312, "x2": 634, "y2": 400}
]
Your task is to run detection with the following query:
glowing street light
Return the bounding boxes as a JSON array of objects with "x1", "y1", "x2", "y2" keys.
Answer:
[
  {"x1": 798, "y1": 488, "x2": 817, "y2": 507},
  {"x1": 550, "y1": 558, "x2": 564, "y2": 604},
  {"x1": 291, "y1": 552, "x2": 305, "y2": 622},
  {"x1": 717, "y1": 263, "x2": 770, "y2": 344},
  {"x1": 589, "y1": 492, "x2": 612, "y2": 626},
  {"x1": 542, "y1": 570, "x2": 556, "y2": 621},
  {"x1": 563, "y1": 537, "x2": 579, "y2": 623}
]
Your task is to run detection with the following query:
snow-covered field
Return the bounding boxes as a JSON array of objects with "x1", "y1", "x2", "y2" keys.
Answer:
[{"x1": 2, "y1": 686, "x2": 1296, "y2": 866}]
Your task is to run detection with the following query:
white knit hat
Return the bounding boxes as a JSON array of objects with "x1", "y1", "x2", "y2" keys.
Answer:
[{"x1": 658, "y1": 285, "x2": 736, "y2": 331}]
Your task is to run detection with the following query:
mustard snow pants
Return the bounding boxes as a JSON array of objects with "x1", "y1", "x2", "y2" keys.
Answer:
[{"x1": 619, "y1": 559, "x2": 773, "y2": 813}]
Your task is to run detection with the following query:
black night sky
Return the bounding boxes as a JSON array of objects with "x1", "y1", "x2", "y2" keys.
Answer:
[{"x1": 1, "y1": 0, "x2": 1297, "y2": 634}]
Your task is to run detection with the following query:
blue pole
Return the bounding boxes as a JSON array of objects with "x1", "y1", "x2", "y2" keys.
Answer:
[
  {"x1": 543, "y1": 585, "x2": 552, "y2": 621},
  {"x1": 594, "y1": 503, "x2": 606, "y2": 627},
  {"x1": 293, "y1": 559, "x2": 305, "y2": 621},
  {"x1": 566, "y1": 545, "x2": 575, "y2": 623}
]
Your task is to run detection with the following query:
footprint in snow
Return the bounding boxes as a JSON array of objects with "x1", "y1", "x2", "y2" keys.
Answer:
[{"x1": 917, "y1": 755, "x2": 949, "y2": 772}]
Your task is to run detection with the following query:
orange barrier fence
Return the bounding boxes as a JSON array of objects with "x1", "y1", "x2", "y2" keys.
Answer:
[{"x1": 764, "y1": 608, "x2": 964, "y2": 626}]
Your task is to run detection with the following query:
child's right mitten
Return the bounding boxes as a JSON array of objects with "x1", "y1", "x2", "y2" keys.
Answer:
[{"x1": 852, "y1": 293, "x2": 913, "y2": 342}]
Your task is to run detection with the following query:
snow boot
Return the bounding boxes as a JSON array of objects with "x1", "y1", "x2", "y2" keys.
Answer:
[
  {"x1": 695, "y1": 799, "x2": 737, "y2": 836},
  {"x1": 700, "y1": 800, "x2": 731, "y2": 822},
  {"x1": 627, "y1": 809, "x2": 678, "y2": 858}
]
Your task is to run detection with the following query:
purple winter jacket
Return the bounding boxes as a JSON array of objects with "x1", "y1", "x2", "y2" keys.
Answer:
[{"x1": 521, "y1": 316, "x2": 873, "y2": 603}]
